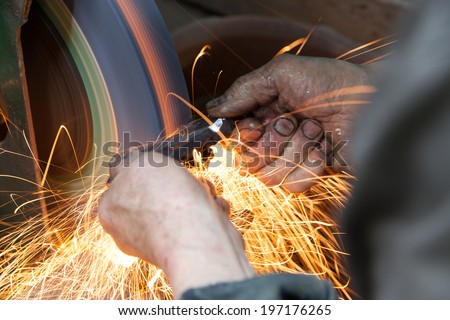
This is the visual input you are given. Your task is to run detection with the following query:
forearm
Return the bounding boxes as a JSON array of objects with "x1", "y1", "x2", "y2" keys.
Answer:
[
  {"x1": 166, "y1": 248, "x2": 255, "y2": 299},
  {"x1": 153, "y1": 206, "x2": 256, "y2": 299}
]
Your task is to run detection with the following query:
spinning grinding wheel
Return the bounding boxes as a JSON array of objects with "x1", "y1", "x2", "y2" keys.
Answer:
[
  {"x1": 0, "y1": 0, "x2": 190, "y2": 211},
  {"x1": 24, "y1": 0, "x2": 191, "y2": 185}
]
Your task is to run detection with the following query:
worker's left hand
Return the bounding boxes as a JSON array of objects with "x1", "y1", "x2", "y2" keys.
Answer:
[
  {"x1": 208, "y1": 55, "x2": 376, "y2": 193},
  {"x1": 98, "y1": 150, "x2": 254, "y2": 298}
]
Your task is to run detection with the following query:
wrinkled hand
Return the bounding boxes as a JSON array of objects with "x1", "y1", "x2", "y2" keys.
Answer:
[
  {"x1": 208, "y1": 54, "x2": 376, "y2": 193},
  {"x1": 98, "y1": 150, "x2": 254, "y2": 298}
]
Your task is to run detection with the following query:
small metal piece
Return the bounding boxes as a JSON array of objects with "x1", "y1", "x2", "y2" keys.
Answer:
[
  {"x1": 110, "y1": 117, "x2": 235, "y2": 175},
  {"x1": 208, "y1": 118, "x2": 225, "y2": 133},
  {"x1": 150, "y1": 117, "x2": 235, "y2": 161}
]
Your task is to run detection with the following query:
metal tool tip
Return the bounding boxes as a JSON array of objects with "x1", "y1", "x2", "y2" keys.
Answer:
[{"x1": 208, "y1": 118, "x2": 225, "y2": 133}]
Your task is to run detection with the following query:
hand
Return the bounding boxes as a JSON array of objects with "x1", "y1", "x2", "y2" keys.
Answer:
[
  {"x1": 207, "y1": 54, "x2": 376, "y2": 193},
  {"x1": 98, "y1": 150, "x2": 254, "y2": 298}
]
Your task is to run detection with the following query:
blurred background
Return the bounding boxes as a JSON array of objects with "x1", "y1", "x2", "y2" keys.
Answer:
[{"x1": 155, "y1": 0, "x2": 417, "y2": 108}]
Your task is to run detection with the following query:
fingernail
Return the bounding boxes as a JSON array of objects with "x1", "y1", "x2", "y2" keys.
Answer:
[
  {"x1": 240, "y1": 128, "x2": 264, "y2": 141},
  {"x1": 206, "y1": 95, "x2": 227, "y2": 109},
  {"x1": 246, "y1": 119, "x2": 263, "y2": 130},
  {"x1": 301, "y1": 119, "x2": 323, "y2": 140},
  {"x1": 274, "y1": 117, "x2": 296, "y2": 137}
]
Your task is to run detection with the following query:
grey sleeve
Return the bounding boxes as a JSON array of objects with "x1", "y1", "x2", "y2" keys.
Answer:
[
  {"x1": 181, "y1": 274, "x2": 338, "y2": 300},
  {"x1": 344, "y1": 0, "x2": 450, "y2": 299}
]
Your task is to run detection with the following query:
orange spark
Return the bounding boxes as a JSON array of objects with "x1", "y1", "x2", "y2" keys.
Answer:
[
  {"x1": 336, "y1": 35, "x2": 396, "y2": 60},
  {"x1": 213, "y1": 70, "x2": 224, "y2": 99},
  {"x1": 0, "y1": 129, "x2": 353, "y2": 299},
  {"x1": 191, "y1": 44, "x2": 211, "y2": 104},
  {"x1": 0, "y1": 108, "x2": 11, "y2": 137},
  {"x1": 273, "y1": 37, "x2": 307, "y2": 59}
]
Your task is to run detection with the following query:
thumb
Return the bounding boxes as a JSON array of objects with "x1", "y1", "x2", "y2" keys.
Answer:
[{"x1": 207, "y1": 63, "x2": 280, "y2": 118}]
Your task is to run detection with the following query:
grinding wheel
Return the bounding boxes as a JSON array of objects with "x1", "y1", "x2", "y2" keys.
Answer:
[{"x1": 21, "y1": 0, "x2": 190, "y2": 188}]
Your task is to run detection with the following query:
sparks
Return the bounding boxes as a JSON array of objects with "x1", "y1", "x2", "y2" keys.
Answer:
[
  {"x1": 0, "y1": 129, "x2": 352, "y2": 299},
  {"x1": 191, "y1": 44, "x2": 211, "y2": 104}
]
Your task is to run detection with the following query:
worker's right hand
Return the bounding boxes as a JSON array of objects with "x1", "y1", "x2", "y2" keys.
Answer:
[
  {"x1": 99, "y1": 150, "x2": 254, "y2": 298},
  {"x1": 208, "y1": 54, "x2": 376, "y2": 193}
]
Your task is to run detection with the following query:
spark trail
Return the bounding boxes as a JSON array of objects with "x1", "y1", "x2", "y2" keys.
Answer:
[{"x1": 0, "y1": 125, "x2": 352, "y2": 299}]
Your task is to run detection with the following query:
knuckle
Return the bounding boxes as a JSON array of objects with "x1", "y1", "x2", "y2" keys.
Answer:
[
  {"x1": 97, "y1": 198, "x2": 110, "y2": 223},
  {"x1": 272, "y1": 53, "x2": 293, "y2": 68},
  {"x1": 231, "y1": 76, "x2": 248, "y2": 90},
  {"x1": 284, "y1": 182, "x2": 304, "y2": 194}
]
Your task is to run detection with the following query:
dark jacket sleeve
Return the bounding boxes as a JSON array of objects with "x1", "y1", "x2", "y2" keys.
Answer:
[
  {"x1": 181, "y1": 274, "x2": 338, "y2": 300},
  {"x1": 344, "y1": 0, "x2": 450, "y2": 299}
]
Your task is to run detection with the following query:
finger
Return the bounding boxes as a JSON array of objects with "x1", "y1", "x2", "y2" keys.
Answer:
[
  {"x1": 98, "y1": 189, "x2": 114, "y2": 235},
  {"x1": 215, "y1": 196, "x2": 231, "y2": 215},
  {"x1": 282, "y1": 147, "x2": 328, "y2": 194},
  {"x1": 240, "y1": 115, "x2": 298, "y2": 173},
  {"x1": 108, "y1": 147, "x2": 141, "y2": 182},
  {"x1": 253, "y1": 100, "x2": 288, "y2": 125},
  {"x1": 113, "y1": 241, "x2": 140, "y2": 259},
  {"x1": 256, "y1": 119, "x2": 324, "y2": 186},
  {"x1": 201, "y1": 178, "x2": 217, "y2": 198},
  {"x1": 207, "y1": 63, "x2": 279, "y2": 118},
  {"x1": 98, "y1": 189, "x2": 140, "y2": 258},
  {"x1": 230, "y1": 117, "x2": 265, "y2": 145}
]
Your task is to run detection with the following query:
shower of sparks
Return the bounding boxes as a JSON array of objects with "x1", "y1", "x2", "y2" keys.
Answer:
[
  {"x1": 191, "y1": 145, "x2": 353, "y2": 299},
  {"x1": 0, "y1": 121, "x2": 352, "y2": 299}
]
